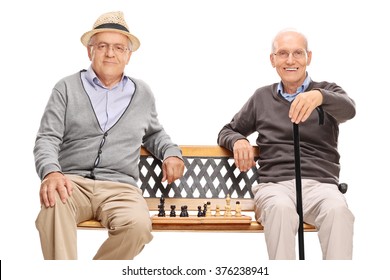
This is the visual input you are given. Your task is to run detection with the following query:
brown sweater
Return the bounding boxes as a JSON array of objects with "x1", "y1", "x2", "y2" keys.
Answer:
[{"x1": 217, "y1": 80, "x2": 356, "y2": 185}]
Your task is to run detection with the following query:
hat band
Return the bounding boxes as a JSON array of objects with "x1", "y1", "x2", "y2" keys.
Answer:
[{"x1": 94, "y1": 23, "x2": 129, "y2": 32}]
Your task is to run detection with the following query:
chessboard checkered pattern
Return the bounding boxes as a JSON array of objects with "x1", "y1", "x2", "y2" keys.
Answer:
[{"x1": 139, "y1": 154, "x2": 259, "y2": 199}]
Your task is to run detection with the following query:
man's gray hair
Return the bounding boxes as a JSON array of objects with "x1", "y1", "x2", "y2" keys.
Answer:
[{"x1": 271, "y1": 28, "x2": 309, "y2": 52}]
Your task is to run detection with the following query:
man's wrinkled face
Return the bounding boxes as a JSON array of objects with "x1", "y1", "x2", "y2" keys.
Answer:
[
  {"x1": 270, "y1": 31, "x2": 311, "y2": 92},
  {"x1": 88, "y1": 32, "x2": 132, "y2": 82}
]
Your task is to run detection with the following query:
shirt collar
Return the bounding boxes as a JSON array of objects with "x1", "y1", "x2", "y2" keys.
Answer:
[
  {"x1": 278, "y1": 73, "x2": 311, "y2": 102},
  {"x1": 85, "y1": 66, "x2": 128, "y2": 91}
]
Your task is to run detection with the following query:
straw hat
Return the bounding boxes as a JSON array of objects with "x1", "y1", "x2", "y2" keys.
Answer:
[{"x1": 80, "y1": 11, "x2": 140, "y2": 51}]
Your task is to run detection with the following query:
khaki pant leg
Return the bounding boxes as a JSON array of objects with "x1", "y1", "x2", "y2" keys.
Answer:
[
  {"x1": 35, "y1": 176, "x2": 93, "y2": 260},
  {"x1": 302, "y1": 180, "x2": 354, "y2": 260},
  {"x1": 252, "y1": 180, "x2": 299, "y2": 260},
  {"x1": 92, "y1": 180, "x2": 153, "y2": 260}
]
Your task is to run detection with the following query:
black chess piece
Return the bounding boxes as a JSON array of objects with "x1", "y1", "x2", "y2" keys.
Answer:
[
  {"x1": 180, "y1": 206, "x2": 185, "y2": 217},
  {"x1": 160, "y1": 195, "x2": 165, "y2": 206},
  {"x1": 170, "y1": 205, "x2": 176, "y2": 217},
  {"x1": 157, "y1": 195, "x2": 166, "y2": 217},
  {"x1": 197, "y1": 206, "x2": 204, "y2": 217},
  {"x1": 180, "y1": 205, "x2": 189, "y2": 217},
  {"x1": 158, "y1": 204, "x2": 165, "y2": 217},
  {"x1": 202, "y1": 203, "x2": 207, "y2": 217}
]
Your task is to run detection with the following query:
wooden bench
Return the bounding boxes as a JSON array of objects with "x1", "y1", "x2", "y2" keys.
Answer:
[{"x1": 77, "y1": 145, "x2": 316, "y2": 232}]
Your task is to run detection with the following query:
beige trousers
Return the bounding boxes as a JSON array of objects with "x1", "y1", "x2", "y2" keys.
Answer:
[
  {"x1": 35, "y1": 175, "x2": 153, "y2": 260},
  {"x1": 252, "y1": 179, "x2": 354, "y2": 260}
]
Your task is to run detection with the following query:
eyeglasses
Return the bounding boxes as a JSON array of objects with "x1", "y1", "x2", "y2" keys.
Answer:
[
  {"x1": 273, "y1": 49, "x2": 306, "y2": 59},
  {"x1": 91, "y1": 42, "x2": 130, "y2": 54}
]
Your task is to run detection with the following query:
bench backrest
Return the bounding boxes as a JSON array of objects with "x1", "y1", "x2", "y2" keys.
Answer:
[{"x1": 139, "y1": 145, "x2": 260, "y2": 212}]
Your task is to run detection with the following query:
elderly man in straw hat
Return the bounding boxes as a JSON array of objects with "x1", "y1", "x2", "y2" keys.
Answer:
[{"x1": 34, "y1": 11, "x2": 184, "y2": 260}]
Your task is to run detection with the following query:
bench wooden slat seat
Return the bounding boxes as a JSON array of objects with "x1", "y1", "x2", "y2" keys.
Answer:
[{"x1": 77, "y1": 145, "x2": 316, "y2": 232}]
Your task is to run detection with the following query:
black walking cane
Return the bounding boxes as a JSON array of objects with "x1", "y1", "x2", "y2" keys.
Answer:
[
  {"x1": 293, "y1": 122, "x2": 305, "y2": 260},
  {"x1": 293, "y1": 107, "x2": 325, "y2": 260}
]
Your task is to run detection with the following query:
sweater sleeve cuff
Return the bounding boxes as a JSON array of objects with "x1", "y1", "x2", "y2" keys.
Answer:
[
  {"x1": 227, "y1": 135, "x2": 249, "y2": 151},
  {"x1": 163, "y1": 146, "x2": 183, "y2": 161},
  {"x1": 40, "y1": 164, "x2": 62, "y2": 181}
]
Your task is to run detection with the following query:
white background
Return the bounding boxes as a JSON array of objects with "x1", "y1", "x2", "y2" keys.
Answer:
[{"x1": 1, "y1": 0, "x2": 389, "y2": 279}]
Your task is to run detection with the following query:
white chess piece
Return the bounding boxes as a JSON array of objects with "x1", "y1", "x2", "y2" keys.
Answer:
[{"x1": 225, "y1": 194, "x2": 232, "y2": 217}]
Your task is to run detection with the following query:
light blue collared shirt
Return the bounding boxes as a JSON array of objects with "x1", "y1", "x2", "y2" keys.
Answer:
[
  {"x1": 81, "y1": 66, "x2": 135, "y2": 132},
  {"x1": 278, "y1": 74, "x2": 311, "y2": 102}
]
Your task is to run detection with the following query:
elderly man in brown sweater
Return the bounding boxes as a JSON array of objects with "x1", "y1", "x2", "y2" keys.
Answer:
[{"x1": 218, "y1": 29, "x2": 355, "y2": 260}]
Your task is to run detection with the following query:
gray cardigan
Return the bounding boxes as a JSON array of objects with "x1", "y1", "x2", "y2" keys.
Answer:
[
  {"x1": 34, "y1": 71, "x2": 182, "y2": 186},
  {"x1": 218, "y1": 81, "x2": 356, "y2": 185}
]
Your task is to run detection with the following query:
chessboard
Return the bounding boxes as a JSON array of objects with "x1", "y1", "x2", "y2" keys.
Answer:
[
  {"x1": 152, "y1": 194, "x2": 254, "y2": 227},
  {"x1": 151, "y1": 215, "x2": 252, "y2": 225}
]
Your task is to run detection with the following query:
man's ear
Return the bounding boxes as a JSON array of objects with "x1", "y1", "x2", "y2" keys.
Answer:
[
  {"x1": 306, "y1": 50, "x2": 312, "y2": 66},
  {"x1": 125, "y1": 51, "x2": 132, "y2": 65},
  {"x1": 87, "y1": 46, "x2": 93, "y2": 61},
  {"x1": 270, "y1": 53, "x2": 276, "y2": 68}
]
